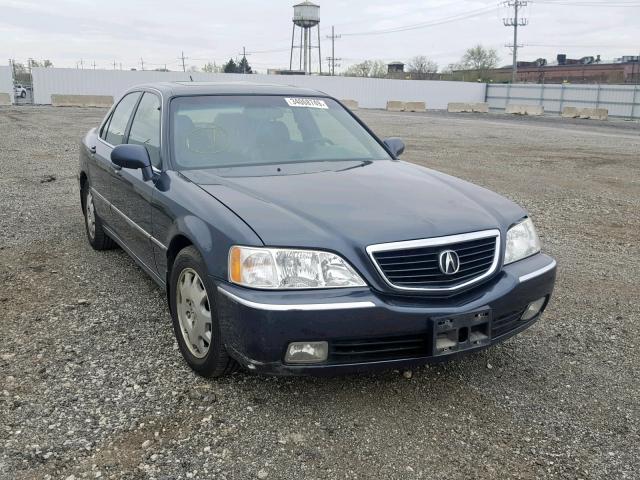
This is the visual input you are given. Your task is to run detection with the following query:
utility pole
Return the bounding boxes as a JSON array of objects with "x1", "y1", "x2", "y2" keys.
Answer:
[
  {"x1": 179, "y1": 51, "x2": 187, "y2": 72},
  {"x1": 238, "y1": 47, "x2": 252, "y2": 74},
  {"x1": 325, "y1": 25, "x2": 341, "y2": 76},
  {"x1": 140, "y1": 57, "x2": 145, "y2": 70},
  {"x1": 503, "y1": 1, "x2": 528, "y2": 83},
  {"x1": 113, "y1": 60, "x2": 117, "y2": 70},
  {"x1": 92, "y1": 61, "x2": 96, "y2": 70}
]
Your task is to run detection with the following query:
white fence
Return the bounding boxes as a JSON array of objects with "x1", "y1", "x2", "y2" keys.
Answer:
[
  {"x1": 486, "y1": 83, "x2": 640, "y2": 119},
  {"x1": 31, "y1": 67, "x2": 486, "y2": 109},
  {"x1": 0, "y1": 65, "x2": 14, "y2": 104}
]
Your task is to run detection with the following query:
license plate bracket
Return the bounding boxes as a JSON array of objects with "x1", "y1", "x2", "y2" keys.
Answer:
[{"x1": 431, "y1": 308, "x2": 492, "y2": 356}]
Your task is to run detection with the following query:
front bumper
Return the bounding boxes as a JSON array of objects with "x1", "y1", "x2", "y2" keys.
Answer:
[{"x1": 215, "y1": 253, "x2": 556, "y2": 375}]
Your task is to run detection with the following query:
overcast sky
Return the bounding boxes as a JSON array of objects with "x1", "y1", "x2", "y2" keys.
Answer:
[{"x1": 1, "y1": 0, "x2": 638, "y2": 72}]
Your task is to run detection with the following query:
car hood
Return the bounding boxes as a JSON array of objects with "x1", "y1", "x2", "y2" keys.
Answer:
[{"x1": 181, "y1": 160, "x2": 525, "y2": 248}]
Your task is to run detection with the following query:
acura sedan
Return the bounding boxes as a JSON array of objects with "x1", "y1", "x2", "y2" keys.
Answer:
[{"x1": 79, "y1": 82, "x2": 557, "y2": 376}]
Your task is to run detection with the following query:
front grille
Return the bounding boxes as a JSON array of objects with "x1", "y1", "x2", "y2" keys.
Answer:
[
  {"x1": 491, "y1": 308, "x2": 527, "y2": 338},
  {"x1": 329, "y1": 335, "x2": 429, "y2": 363},
  {"x1": 369, "y1": 232, "x2": 499, "y2": 291}
]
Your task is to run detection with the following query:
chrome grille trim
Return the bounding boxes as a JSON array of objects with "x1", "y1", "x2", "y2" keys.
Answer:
[{"x1": 366, "y1": 229, "x2": 501, "y2": 292}]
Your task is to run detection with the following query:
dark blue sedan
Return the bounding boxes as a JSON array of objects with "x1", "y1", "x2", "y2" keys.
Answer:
[{"x1": 79, "y1": 82, "x2": 557, "y2": 376}]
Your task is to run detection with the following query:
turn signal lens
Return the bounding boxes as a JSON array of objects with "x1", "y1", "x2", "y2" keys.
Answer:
[{"x1": 229, "y1": 246, "x2": 242, "y2": 283}]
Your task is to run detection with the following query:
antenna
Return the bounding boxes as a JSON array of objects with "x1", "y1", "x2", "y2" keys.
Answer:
[
  {"x1": 326, "y1": 25, "x2": 342, "y2": 76},
  {"x1": 503, "y1": 1, "x2": 529, "y2": 83}
]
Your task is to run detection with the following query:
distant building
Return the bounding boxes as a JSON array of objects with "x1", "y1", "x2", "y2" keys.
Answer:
[
  {"x1": 453, "y1": 54, "x2": 640, "y2": 84},
  {"x1": 387, "y1": 62, "x2": 405, "y2": 74}
]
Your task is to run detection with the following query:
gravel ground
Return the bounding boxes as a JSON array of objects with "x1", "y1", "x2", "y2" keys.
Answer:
[{"x1": 0, "y1": 106, "x2": 638, "y2": 480}]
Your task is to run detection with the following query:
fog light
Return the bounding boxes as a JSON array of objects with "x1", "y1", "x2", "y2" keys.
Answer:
[
  {"x1": 285, "y1": 341, "x2": 328, "y2": 364},
  {"x1": 521, "y1": 297, "x2": 546, "y2": 321}
]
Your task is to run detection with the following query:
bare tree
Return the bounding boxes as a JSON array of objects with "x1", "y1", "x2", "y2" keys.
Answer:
[
  {"x1": 461, "y1": 45, "x2": 499, "y2": 70},
  {"x1": 451, "y1": 45, "x2": 500, "y2": 81},
  {"x1": 343, "y1": 60, "x2": 387, "y2": 78},
  {"x1": 202, "y1": 62, "x2": 222, "y2": 73},
  {"x1": 369, "y1": 60, "x2": 387, "y2": 78},
  {"x1": 408, "y1": 55, "x2": 438, "y2": 74}
]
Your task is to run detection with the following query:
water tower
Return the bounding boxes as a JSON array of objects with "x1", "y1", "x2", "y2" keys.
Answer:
[{"x1": 289, "y1": 1, "x2": 322, "y2": 74}]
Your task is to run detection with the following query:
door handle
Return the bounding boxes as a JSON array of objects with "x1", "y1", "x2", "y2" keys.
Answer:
[{"x1": 89, "y1": 145, "x2": 96, "y2": 154}]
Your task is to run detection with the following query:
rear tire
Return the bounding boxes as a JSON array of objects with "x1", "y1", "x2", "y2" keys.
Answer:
[
  {"x1": 169, "y1": 246, "x2": 238, "y2": 377},
  {"x1": 83, "y1": 186, "x2": 116, "y2": 250},
  {"x1": 20, "y1": 91, "x2": 26, "y2": 98}
]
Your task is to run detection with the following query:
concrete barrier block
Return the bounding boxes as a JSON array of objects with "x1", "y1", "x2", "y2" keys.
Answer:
[
  {"x1": 506, "y1": 104, "x2": 544, "y2": 116},
  {"x1": 51, "y1": 94, "x2": 113, "y2": 107},
  {"x1": 473, "y1": 102, "x2": 489, "y2": 113},
  {"x1": 561, "y1": 106, "x2": 580, "y2": 118},
  {"x1": 448, "y1": 102, "x2": 489, "y2": 113},
  {"x1": 340, "y1": 99, "x2": 359, "y2": 110},
  {"x1": 386, "y1": 101, "x2": 405, "y2": 112},
  {"x1": 404, "y1": 101, "x2": 426, "y2": 112},
  {"x1": 579, "y1": 108, "x2": 608, "y2": 121},
  {"x1": 0, "y1": 92, "x2": 11, "y2": 105}
]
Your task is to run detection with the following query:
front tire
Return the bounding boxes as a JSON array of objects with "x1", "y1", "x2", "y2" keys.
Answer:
[
  {"x1": 83, "y1": 187, "x2": 115, "y2": 250},
  {"x1": 169, "y1": 246, "x2": 237, "y2": 377},
  {"x1": 20, "y1": 91, "x2": 26, "y2": 98}
]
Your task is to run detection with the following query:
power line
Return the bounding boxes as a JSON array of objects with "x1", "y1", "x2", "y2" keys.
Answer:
[
  {"x1": 503, "y1": 1, "x2": 529, "y2": 83},
  {"x1": 536, "y1": 0, "x2": 640, "y2": 5},
  {"x1": 340, "y1": 5, "x2": 498, "y2": 36}
]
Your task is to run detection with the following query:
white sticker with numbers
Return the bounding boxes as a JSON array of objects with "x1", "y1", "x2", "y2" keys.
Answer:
[{"x1": 284, "y1": 97, "x2": 329, "y2": 109}]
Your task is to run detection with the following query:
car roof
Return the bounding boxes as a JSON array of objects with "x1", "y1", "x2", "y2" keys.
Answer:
[{"x1": 131, "y1": 81, "x2": 328, "y2": 98}]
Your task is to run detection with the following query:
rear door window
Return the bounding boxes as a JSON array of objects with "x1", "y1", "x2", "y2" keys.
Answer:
[{"x1": 105, "y1": 92, "x2": 141, "y2": 146}]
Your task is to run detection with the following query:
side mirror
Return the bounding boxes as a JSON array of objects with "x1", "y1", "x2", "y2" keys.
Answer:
[
  {"x1": 383, "y1": 137, "x2": 405, "y2": 157},
  {"x1": 111, "y1": 144, "x2": 154, "y2": 181}
]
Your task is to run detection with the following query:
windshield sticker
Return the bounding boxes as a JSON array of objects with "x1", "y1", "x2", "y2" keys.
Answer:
[{"x1": 284, "y1": 97, "x2": 329, "y2": 109}]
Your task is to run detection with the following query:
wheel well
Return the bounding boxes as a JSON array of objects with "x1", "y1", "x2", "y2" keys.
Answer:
[{"x1": 166, "y1": 234, "x2": 194, "y2": 283}]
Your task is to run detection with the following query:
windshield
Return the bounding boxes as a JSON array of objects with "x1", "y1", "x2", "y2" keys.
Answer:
[{"x1": 170, "y1": 95, "x2": 391, "y2": 169}]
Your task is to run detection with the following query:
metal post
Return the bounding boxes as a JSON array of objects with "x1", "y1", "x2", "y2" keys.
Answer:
[
  {"x1": 512, "y1": 1, "x2": 519, "y2": 84},
  {"x1": 289, "y1": 23, "x2": 295, "y2": 71},
  {"x1": 299, "y1": 28, "x2": 303, "y2": 71},
  {"x1": 631, "y1": 84, "x2": 639, "y2": 120},
  {"x1": 595, "y1": 83, "x2": 601, "y2": 110},
  {"x1": 317, "y1": 25, "x2": 322, "y2": 75},
  {"x1": 331, "y1": 25, "x2": 335, "y2": 75},
  {"x1": 559, "y1": 83, "x2": 565, "y2": 114}
]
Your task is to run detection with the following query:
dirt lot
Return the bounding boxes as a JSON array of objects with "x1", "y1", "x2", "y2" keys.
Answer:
[{"x1": 1, "y1": 106, "x2": 638, "y2": 480}]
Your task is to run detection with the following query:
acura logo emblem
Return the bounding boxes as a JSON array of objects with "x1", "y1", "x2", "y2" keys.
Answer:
[{"x1": 438, "y1": 250, "x2": 460, "y2": 275}]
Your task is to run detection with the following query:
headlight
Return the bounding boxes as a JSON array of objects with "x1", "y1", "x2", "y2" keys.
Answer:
[
  {"x1": 504, "y1": 218, "x2": 541, "y2": 265},
  {"x1": 228, "y1": 246, "x2": 366, "y2": 289}
]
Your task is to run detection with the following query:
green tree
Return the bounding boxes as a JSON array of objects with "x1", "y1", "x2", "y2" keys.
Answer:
[
  {"x1": 237, "y1": 56, "x2": 252, "y2": 74},
  {"x1": 223, "y1": 58, "x2": 238, "y2": 73},
  {"x1": 453, "y1": 45, "x2": 500, "y2": 80}
]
